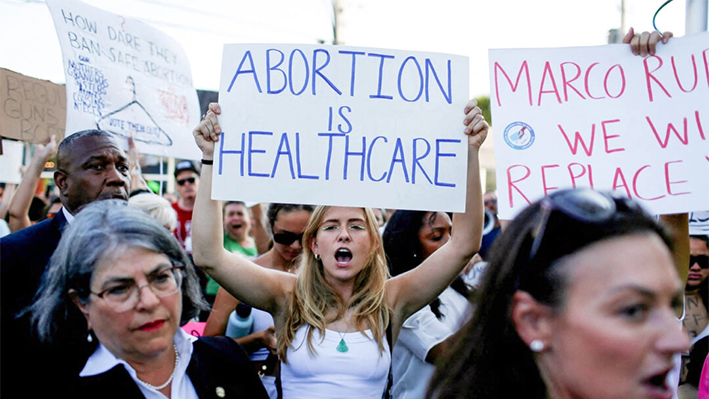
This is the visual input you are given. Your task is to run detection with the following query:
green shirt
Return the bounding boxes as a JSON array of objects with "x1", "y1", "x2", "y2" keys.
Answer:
[{"x1": 205, "y1": 235, "x2": 258, "y2": 296}]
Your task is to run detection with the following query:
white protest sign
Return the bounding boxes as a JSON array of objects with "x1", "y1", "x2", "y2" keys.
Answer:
[
  {"x1": 46, "y1": 0, "x2": 201, "y2": 160},
  {"x1": 690, "y1": 210, "x2": 709, "y2": 235},
  {"x1": 0, "y1": 139, "x2": 24, "y2": 184},
  {"x1": 215, "y1": 44, "x2": 469, "y2": 211},
  {"x1": 489, "y1": 32, "x2": 709, "y2": 220}
]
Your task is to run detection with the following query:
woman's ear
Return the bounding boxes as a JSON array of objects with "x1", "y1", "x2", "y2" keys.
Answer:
[
  {"x1": 511, "y1": 291, "x2": 554, "y2": 351},
  {"x1": 310, "y1": 237, "x2": 318, "y2": 256},
  {"x1": 68, "y1": 289, "x2": 92, "y2": 328}
]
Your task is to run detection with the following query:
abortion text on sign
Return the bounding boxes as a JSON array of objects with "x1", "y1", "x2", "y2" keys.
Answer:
[{"x1": 215, "y1": 44, "x2": 470, "y2": 212}]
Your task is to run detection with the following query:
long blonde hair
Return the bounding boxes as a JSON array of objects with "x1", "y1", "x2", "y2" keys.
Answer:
[{"x1": 278, "y1": 206, "x2": 390, "y2": 363}]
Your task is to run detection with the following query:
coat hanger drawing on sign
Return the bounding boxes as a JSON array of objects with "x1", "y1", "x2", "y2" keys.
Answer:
[{"x1": 97, "y1": 76, "x2": 173, "y2": 146}]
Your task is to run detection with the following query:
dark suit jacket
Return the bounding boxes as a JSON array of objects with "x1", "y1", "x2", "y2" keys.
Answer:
[
  {"x1": 1, "y1": 210, "x2": 93, "y2": 397},
  {"x1": 70, "y1": 337, "x2": 269, "y2": 399}
]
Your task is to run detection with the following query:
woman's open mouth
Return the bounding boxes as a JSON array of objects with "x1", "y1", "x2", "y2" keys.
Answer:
[
  {"x1": 335, "y1": 248, "x2": 353, "y2": 266},
  {"x1": 641, "y1": 369, "x2": 672, "y2": 399}
]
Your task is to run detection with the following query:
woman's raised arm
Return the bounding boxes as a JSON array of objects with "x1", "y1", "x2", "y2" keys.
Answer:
[
  {"x1": 191, "y1": 103, "x2": 295, "y2": 316},
  {"x1": 387, "y1": 99, "x2": 487, "y2": 321}
]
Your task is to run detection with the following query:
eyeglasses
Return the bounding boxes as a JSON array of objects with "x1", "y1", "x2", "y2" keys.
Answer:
[
  {"x1": 90, "y1": 266, "x2": 184, "y2": 312},
  {"x1": 273, "y1": 231, "x2": 304, "y2": 246},
  {"x1": 484, "y1": 199, "x2": 497, "y2": 206},
  {"x1": 690, "y1": 255, "x2": 709, "y2": 269},
  {"x1": 527, "y1": 189, "x2": 637, "y2": 266},
  {"x1": 176, "y1": 177, "x2": 196, "y2": 186}
]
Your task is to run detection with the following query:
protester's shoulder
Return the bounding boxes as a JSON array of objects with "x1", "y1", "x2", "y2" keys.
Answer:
[
  {"x1": 195, "y1": 336, "x2": 250, "y2": 362},
  {"x1": 0, "y1": 217, "x2": 59, "y2": 248}
]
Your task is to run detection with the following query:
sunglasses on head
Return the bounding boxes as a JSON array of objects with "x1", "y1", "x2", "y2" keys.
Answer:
[
  {"x1": 690, "y1": 255, "x2": 709, "y2": 269},
  {"x1": 527, "y1": 188, "x2": 640, "y2": 266},
  {"x1": 273, "y1": 231, "x2": 303, "y2": 246},
  {"x1": 176, "y1": 177, "x2": 196, "y2": 186}
]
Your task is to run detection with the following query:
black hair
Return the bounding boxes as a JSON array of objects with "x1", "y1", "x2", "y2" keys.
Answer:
[
  {"x1": 56, "y1": 130, "x2": 115, "y2": 172},
  {"x1": 383, "y1": 210, "x2": 470, "y2": 319},
  {"x1": 267, "y1": 203, "x2": 315, "y2": 231},
  {"x1": 29, "y1": 196, "x2": 47, "y2": 222}
]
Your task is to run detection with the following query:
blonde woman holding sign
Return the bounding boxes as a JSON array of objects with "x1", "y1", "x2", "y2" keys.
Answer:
[{"x1": 191, "y1": 100, "x2": 487, "y2": 399}]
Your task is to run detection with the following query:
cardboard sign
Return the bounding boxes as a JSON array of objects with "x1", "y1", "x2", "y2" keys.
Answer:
[
  {"x1": 215, "y1": 44, "x2": 469, "y2": 212},
  {"x1": 489, "y1": 32, "x2": 709, "y2": 219},
  {"x1": 0, "y1": 139, "x2": 25, "y2": 184},
  {"x1": 0, "y1": 68, "x2": 66, "y2": 144},
  {"x1": 45, "y1": 0, "x2": 201, "y2": 160}
]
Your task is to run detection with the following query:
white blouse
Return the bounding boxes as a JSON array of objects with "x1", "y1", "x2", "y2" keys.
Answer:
[{"x1": 80, "y1": 328, "x2": 198, "y2": 399}]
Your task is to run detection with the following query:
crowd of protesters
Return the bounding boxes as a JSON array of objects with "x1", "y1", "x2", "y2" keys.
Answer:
[{"x1": 1, "y1": 28, "x2": 707, "y2": 399}]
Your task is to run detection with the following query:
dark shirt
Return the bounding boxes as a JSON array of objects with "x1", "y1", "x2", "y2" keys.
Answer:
[
  {"x1": 1, "y1": 210, "x2": 92, "y2": 396},
  {"x1": 69, "y1": 337, "x2": 269, "y2": 399}
]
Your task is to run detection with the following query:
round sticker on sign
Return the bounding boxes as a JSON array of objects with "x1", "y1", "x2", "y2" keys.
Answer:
[{"x1": 503, "y1": 121, "x2": 535, "y2": 150}]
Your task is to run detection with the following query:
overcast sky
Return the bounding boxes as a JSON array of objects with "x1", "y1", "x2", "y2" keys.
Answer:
[{"x1": 0, "y1": 0, "x2": 703, "y2": 97}]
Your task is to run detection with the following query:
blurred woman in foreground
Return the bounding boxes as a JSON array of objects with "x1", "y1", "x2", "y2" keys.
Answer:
[{"x1": 426, "y1": 188, "x2": 689, "y2": 399}]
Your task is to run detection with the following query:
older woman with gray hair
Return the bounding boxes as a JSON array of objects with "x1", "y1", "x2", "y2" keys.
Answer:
[{"x1": 27, "y1": 200, "x2": 268, "y2": 399}]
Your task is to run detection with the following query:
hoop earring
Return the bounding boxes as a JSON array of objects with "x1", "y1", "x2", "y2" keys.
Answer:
[
  {"x1": 530, "y1": 339, "x2": 544, "y2": 352},
  {"x1": 314, "y1": 253, "x2": 320, "y2": 260}
]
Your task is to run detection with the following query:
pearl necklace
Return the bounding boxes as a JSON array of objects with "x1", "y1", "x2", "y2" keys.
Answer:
[{"x1": 136, "y1": 344, "x2": 179, "y2": 391}]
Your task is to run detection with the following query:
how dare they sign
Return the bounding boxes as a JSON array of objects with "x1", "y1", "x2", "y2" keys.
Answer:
[
  {"x1": 45, "y1": 0, "x2": 201, "y2": 160},
  {"x1": 489, "y1": 32, "x2": 709, "y2": 219},
  {"x1": 214, "y1": 44, "x2": 470, "y2": 212}
]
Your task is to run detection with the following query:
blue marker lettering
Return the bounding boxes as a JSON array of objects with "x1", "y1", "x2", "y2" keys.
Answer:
[
  {"x1": 248, "y1": 131, "x2": 273, "y2": 177},
  {"x1": 228, "y1": 51, "x2": 262, "y2": 93},
  {"x1": 387, "y1": 138, "x2": 409, "y2": 183},
  {"x1": 219, "y1": 132, "x2": 245, "y2": 176},
  {"x1": 338, "y1": 50, "x2": 365, "y2": 96},
  {"x1": 425, "y1": 59, "x2": 452, "y2": 104},
  {"x1": 338, "y1": 106, "x2": 352, "y2": 134},
  {"x1": 367, "y1": 136, "x2": 388, "y2": 182},
  {"x1": 289, "y1": 49, "x2": 309, "y2": 96},
  {"x1": 434, "y1": 138, "x2": 460, "y2": 187},
  {"x1": 344, "y1": 135, "x2": 366, "y2": 181},
  {"x1": 267, "y1": 49, "x2": 286, "y2": 94},
  {"x1": 295, "y1": 132, "x2": 318, "y2": 179},
  {"x1": 312, "y1": 49, "x2": 342, "y2": 95},
  {"x1": 271, "y1": 132, "x2": 296, "y2": 179},
  {"x1": 318, "y1": 132, "x2": 346, "y2": 180},
  {"x1": 412, "y1": 138, "x2": 433, "y2": 184},
  {"x1": 368, "y1": 53, "x2": 395, "y2": 100},
  {"x1": 398, "y1": 56, "x2": 424, "y2": 102}
]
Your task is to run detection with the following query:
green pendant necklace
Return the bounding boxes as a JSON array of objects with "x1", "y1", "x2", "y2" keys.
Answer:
[{"x1": 336, "y1": 330, "x2": 349, "y2": 353}]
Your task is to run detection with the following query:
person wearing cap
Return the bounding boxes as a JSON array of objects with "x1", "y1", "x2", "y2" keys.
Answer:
[{"x1": 173, "y1": 160, "x2": 200, "y2": 253}]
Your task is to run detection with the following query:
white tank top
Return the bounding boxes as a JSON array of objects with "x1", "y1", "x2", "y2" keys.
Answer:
[
  {"x1": 280, "y1": 325, "x2": 391, "y2": 399},
  {"x1": 250, "y1": 307, "x2": 275, "y2": 361}
]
